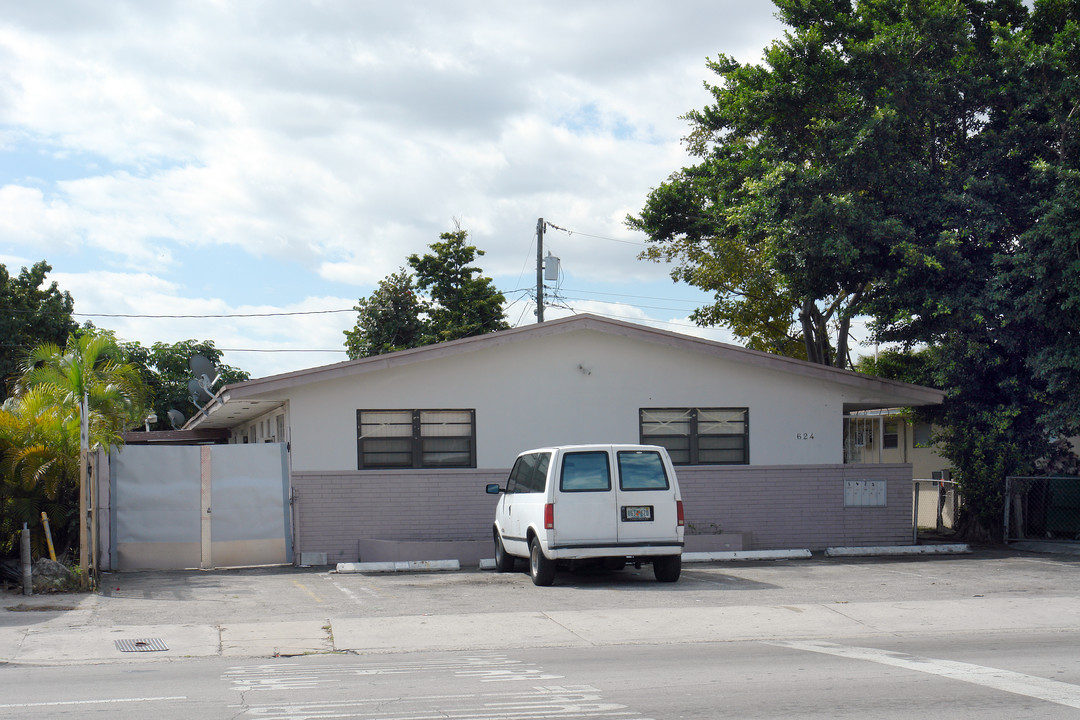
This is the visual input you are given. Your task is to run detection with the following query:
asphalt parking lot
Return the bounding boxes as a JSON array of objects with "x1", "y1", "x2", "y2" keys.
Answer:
[{"x1": 5, "y1": 546, "x2": 1078, "y2": 627}]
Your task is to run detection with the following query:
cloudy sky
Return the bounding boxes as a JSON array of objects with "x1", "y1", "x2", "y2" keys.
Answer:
[{"x1": 1, "y1": 1, "x2": 787, "y2": 379}]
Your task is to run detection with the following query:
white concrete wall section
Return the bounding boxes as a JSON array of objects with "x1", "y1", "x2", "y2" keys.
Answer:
[{"x1": 284, "y1": 328, "x2": 850, "y2": 473}]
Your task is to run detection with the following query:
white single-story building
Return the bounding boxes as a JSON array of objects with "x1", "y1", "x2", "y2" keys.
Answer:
[{"x1": 185, "y1": 314, "x2": 945, "y2": 565}]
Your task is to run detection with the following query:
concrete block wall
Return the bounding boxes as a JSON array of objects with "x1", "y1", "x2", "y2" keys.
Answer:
[
  {"x1": 677, "y1": 464, "x2": 914, "y2": 550},
  {"x1": 292, "y1": 463, "x2": 915, "y2": 563},
  {"x1": 292, "y1": 468, "x2": 505, "y2": 565}
]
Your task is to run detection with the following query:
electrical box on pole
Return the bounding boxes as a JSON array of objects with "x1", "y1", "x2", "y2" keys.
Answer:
[{"x1": 544, "y1": 252, "x2": 560, "y2": 281}]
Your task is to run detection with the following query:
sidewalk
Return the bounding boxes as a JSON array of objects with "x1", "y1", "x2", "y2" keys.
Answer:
[
  {"x1": 3, "y1": 547, "x2": 1078, "y2": 666},
  {"x1": 5, "y1": 593, "x2": 1080, "y2": 665}
]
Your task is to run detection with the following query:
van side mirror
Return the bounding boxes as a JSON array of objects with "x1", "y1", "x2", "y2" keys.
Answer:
[{"x1": 486, "y1": 483, "x2": 503, "y2": 494}]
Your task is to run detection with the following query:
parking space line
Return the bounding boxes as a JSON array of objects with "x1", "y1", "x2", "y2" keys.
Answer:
[
  {"x1": 290, "y1": 579, "x2": 322, "y2": 603},
  {"x1": 326, "y1": 573, "x2": 382, "y2": 602}
]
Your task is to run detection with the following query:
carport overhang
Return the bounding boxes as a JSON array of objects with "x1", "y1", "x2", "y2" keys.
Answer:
[
  {"x1": 183, "y1": 388, "x2": 286, "y2": 430},
  {"x1": 839, "y1": 377, "x2": 944, "y2": 413}
]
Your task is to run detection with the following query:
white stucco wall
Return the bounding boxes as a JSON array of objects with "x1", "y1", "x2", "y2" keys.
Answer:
[{"x1": 278, "y1": 328, "x2": 863, "y2": 473}]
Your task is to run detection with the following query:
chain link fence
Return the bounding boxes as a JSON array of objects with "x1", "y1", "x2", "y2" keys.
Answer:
[{"x1": 1005, "y1": 476, "x2": 1080, "y2": 543}]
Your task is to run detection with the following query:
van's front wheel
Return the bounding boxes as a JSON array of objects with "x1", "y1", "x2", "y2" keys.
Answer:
[
  {"x1": 529, "y1": 538, "x2": 556, "y2": 586},
  {"x1": 653, "y1": 555, "x2": 682, "y2": 583}
]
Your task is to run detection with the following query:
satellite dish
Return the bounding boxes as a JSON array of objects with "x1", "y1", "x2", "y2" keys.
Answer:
[
  {"x1": 188, "y1": 377, "x2": 214, "y2": 408},
  {"x1": 189, "y1": 355, "x2": 220, "y2": 392},
  {"x1": 167, "y1": 409, "x2": 186, "y2": 429}
]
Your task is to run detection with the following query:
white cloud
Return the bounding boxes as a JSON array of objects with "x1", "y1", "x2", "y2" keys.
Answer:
[{"x1": 0, "y1": 2, "x2": 785, "y2": 377}]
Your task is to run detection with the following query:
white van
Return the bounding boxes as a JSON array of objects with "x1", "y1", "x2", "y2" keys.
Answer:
[{"x1": 486, "y1": 444, "x2": 685, "y2": 585}]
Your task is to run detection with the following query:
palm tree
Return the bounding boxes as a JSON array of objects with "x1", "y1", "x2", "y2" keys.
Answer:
[
  {"x1": 0, "y1": 332, "x2": 146, "y2": 555},
  {"x1": 15, "y1": 332, "x2": 147, "y2": 445},
  {"x1": 0, "y1": 387, "x2": 81, "y2": 555}
]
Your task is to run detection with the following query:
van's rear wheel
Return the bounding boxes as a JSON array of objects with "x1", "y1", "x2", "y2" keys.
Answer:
[
  {"x1": 653, "y1": 555, "x2": 681, "y2": 583},
  {"x1": 529, "y1": 537, "x2": 555, "y2": 586},
  {"x1": 494, "y1": 531, "x2": 515, "y2": 572}
]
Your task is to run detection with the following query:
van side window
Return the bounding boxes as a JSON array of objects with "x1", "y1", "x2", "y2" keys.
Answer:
[
  {"x1": 505, "y1": 458, "x2": 523, "y2": 494},
  {"x1": 618, "y1": 451, "x2": 670, "y2": 490},
  {"x1": 508, "y1": 452, "x2": 549, "y2": 493},
  {"x1": 560, "y1": 451, "x2": 611, "y2": 492},
  {"x1": 529, "y1": 453, "x2": 551, "y2": 492}
]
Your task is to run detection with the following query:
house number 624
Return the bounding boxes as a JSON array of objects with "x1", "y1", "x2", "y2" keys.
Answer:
[{"x1": 796, "y1": 432, "x2": 815, "y2": 440}]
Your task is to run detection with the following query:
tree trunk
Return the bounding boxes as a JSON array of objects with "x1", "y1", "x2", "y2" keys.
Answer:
[{"x1": 800, "y1": 299, "x2": 822, "y2": 365}]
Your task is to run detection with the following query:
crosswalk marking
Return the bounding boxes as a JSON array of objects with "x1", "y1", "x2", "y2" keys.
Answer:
[{"x1": 223, "y1": 655, "x2": 650, "y2": 719}]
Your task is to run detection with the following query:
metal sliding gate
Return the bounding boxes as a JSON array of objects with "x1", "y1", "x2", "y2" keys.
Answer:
[{"x1": 108, "y1": 443, "x2": 292, "y2": 570}]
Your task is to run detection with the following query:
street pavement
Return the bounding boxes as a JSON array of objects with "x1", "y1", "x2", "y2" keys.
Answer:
[{"x1": 3, "y1": 545, "x2": 1079, "y2": 666}]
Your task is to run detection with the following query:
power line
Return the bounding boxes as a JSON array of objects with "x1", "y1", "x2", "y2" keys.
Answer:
[
  {"x1": 215, "y1": 348, "x2": 348, "y2": 353},
  {"x1": 4, "y1": 307, "x2": 357, "y2": 318},
  {"x1": 73, "y1": 309, "x2": 356, "y2": 319},
  {"x1": 558, "y1": 296, "x2": 699, "y2": 314},
  {"x1": 561, "y1": 287, "x2": 705, "y2": 305},
  {"x1": 544, "y1": 221, "x2": 647, "y2": 247}
]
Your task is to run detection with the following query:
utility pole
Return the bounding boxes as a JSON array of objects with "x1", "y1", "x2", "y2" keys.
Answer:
[
  {"x1": 536, "y1": 217, "x2": 545, "y2": 323},
  {"x1": 79, "y1": 392, "x2": 89, "y2": 589}
]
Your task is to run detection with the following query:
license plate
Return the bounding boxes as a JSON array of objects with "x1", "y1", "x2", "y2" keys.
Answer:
[{"x1": 622, "y1": 505, "x2": 653, "y2": 521}]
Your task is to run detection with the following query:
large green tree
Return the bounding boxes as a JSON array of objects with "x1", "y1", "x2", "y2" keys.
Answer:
[
  {"x1": 407, "y1": 228, "x2": 510, "y2": 344},
  {"x1": 343, "y1": 270, "x2": 426, "y2": 360},
  {"x1": 629, "y1": 0, "x2": 1025, "y2": 369},
  {"x1": 0, "y1": 262, "x2": 79, "y2": 398},
  {"x1": 121, "y1": 339, "x2": 250, "y2": 426},
  {"x1": 869, "y1": 1, "x2": 1079, "y2": 536},
  {"x1": 994, "y1": 2, "x2": 1080, "y2": 440},
  {"x1": 630, "y1": 0, "x2": 1079, "y2": 537},
  {"x1": 345, "y1": 227, "x2": 509, "y2": 357}
]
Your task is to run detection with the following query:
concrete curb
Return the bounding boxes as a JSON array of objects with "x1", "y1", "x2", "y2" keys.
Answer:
[
  {"x1": 683, "y1": 549, "x2": 812, "y2": 562},
  {"x1": 348, "y1": 545, "x2": 971, "y2": 573},
  {"x1": 824, "y1": 544, "x2": 971, "y2": 558},
  {"x1": 336, "y1": 560, "x2": 460, "y2": 574},
  {"x1": 477, "y1": 550, "x2": 811, "y2": 570}
]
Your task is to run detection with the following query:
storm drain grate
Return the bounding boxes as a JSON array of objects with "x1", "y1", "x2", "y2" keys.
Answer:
[{"x1": 115, "y1": 638, "x2": 169, "y2": 652}]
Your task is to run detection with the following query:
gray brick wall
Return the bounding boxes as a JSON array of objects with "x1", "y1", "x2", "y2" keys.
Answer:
[
  {"x1": 292, "y1": 463, "x2": 914, "y2": 563},
  {"x1": 292, "y1": 468, "x2": 506, "y2": 564},
  {"x1": 677, "y1": 464, "x2": 914, "y2": 550}
]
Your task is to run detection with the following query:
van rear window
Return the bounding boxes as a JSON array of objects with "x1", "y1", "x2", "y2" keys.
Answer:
[
  {"x1": 560, "y1": 452, "x2": 611, "y2": 492},
  {"x1": 617, "y1": 451, "x2": 670, "y2": 490}
]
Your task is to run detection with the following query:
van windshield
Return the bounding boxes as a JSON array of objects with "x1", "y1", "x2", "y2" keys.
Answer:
[{"x1": 617, "y1": 451, "x2": 670, "y2": 490}]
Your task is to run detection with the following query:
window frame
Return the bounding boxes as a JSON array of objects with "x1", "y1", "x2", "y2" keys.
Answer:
[
  {"x1": 356, "y1": 408, "x2": 477, "y2": 470},
  {"x1": 639, "y1": 407, "x2": 750, "y2": 466},
  {"x1": 883, "y1": 419, "x2": 900, "y2": 449},
  {"x1": 913, "y1": 421, "x2": 933, "y2": 448}
]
